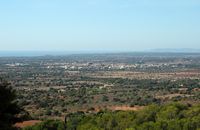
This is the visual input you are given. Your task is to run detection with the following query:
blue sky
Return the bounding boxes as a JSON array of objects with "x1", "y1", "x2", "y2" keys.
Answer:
[{"x1": 0, "y1": 0, "x2": 200, "y2": 52}]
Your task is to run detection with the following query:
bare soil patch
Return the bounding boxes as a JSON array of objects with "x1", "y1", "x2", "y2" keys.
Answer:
[
  {"x1": 107, "y1": 105, "x2": 144, "y2": 111},
  {"x1": 15, "y1": 120, "x2": 41, "y2": 128}
]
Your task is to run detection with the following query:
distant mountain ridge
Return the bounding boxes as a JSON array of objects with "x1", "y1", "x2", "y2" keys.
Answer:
[{"x1": 149, "y1": 48, "x2": 200, "y2": 53}]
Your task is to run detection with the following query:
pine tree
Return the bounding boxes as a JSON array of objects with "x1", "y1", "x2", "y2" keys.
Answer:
[{"x1": 0, "y1": 80, "x2": 21, "y2": 130}]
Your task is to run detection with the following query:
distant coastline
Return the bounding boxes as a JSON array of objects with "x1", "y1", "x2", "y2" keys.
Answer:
[{"x1": 0, "y1": 49, "x2": 200, "y2": 57}]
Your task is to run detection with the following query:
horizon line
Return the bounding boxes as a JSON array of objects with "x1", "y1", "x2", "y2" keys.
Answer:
[{"x1": 0, "y1": 49, "x2": 200, "y2": 57}]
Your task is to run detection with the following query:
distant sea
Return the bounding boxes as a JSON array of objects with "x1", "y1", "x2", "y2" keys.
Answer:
[
  {"x1": 0, "y1": 51, "x2": 119, "y2": 57},
  {"x1": 0, "y1": 51, "x2": 74, "y2": 57},
  {"x1": 0, "y1": 49, "x2": 200, "y2": 57}
]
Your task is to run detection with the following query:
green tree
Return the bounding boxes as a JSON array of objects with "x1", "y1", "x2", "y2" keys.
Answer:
[{"x1": 0, "y1": 80, "x2": 21, "y2": 130}]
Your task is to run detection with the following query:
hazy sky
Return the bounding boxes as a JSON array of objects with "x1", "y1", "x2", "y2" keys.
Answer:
[{"x1": 0, "y1": 0, "x2": 200, "y2": 52}]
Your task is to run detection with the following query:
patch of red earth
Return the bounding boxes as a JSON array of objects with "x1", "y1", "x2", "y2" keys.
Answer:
[
  {"x1": 193, "y1": 88, "x2": 200, "y2": 91},
  {"x1": 14, "y1": 120, "x2": 41, "y2": 128}
]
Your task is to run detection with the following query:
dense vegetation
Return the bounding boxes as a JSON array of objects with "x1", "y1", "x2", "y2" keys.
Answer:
[
  {"x1": 0, "y1": 80, "x2": 22, "y2": 130},
  {"x1": 24, "y1": 102, "x2": 200, "y2": 130}
]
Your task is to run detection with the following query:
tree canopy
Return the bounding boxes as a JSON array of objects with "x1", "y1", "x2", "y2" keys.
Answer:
[
  {"x1": 24, "y1": 102, "x2": 200, "y2": 130},
  {"x1": 0, "y1": 80, "x2": 21, "y2": 130}
]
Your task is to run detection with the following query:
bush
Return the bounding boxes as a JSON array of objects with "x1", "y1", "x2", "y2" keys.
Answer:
[{"x1": 24, "y1": 102, "x2": 200, "y2": 130}]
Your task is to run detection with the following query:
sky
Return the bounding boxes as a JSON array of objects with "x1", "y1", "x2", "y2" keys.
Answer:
[{"x1": 0, "y1": 0, "x2": 200, "y2": 52}]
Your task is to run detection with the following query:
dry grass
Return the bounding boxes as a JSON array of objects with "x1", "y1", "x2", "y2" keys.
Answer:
[{"x1": 107, "y1": 105, "x2": 144, "y2": 111}]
